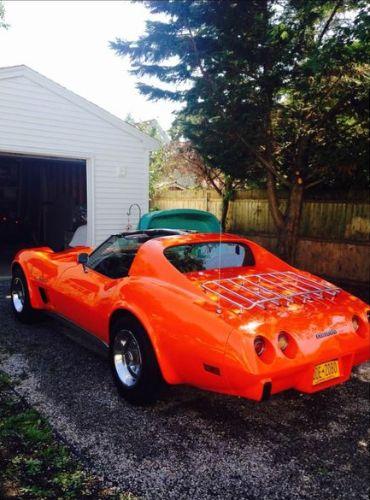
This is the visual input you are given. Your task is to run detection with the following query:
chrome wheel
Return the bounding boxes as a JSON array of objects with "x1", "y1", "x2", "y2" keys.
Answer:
[
  {"x1": 12, "y1": 277, "x2": 25, "y2": 313},
  {"x1": 113, "y1": 330, "x2": 142, "y2": 387}
]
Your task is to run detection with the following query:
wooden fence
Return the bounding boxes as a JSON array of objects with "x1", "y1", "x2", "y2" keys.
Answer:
[{"x1": 151, "y1": 189, "x2": 370, "y2": 285}]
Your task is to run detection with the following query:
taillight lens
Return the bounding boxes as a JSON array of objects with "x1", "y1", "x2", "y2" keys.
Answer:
[
  {"x1": 352, "y1": 315, "x2": 360, "y2": 332},
  {"x1": 278, "y1": 332, "x2": 289, "y2": 352},
  {"x1": 254, "y1": 336, "x2": 265, "y2": 357},
  {"x1": 352, "y1": 314, "x2": 367, "y2": 338},
  {"x1": 277, "y1": 331, "x2": 298, "y2": 358},
  {"x1": 367, "y1": 310, "x2": 370, "y2": 323}
]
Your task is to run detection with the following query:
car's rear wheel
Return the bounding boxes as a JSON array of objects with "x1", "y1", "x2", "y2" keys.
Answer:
[
  {"x1": 11, "y1": 267, "x2": 40, "y2": 323},
  {"x1": 110, "y1": 317, "x2": 163, "y2": 405}
]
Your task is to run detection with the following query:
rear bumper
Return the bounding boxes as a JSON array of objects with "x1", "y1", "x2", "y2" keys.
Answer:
[
  {"x1": 226, "y1": 345, "x2": 370, "y2": 402},
  {"x1": 271, "y1": 350, "x2": 366, "y2": 396}
]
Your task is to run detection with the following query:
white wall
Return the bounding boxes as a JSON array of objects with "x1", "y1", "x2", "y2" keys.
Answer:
[{"x1": 0, "y1": 73, "x2": 150, "y2": 245}]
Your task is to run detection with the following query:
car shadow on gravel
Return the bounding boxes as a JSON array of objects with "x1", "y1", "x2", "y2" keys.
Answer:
[{"x1": 0, "y1": 282, "x2": 369, "y2": 500}]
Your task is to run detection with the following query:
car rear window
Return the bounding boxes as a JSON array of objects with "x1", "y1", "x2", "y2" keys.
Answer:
[{"x1": 164, "y1": 242, "x2": 255, "y2": 273}]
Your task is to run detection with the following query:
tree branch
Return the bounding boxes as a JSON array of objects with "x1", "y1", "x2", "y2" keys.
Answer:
[
  {"x1": 317, "y1": 0, "x2": 343, "y2": 46},
  {"x1": 266, "y1": 172, "x2": 284, "y2": 229},
  {"x1": 186, "y1": 25, "x2": 214, "y2": 88},
  {"x1": 207, "y1": 174, "x2": 223, "y2": 195},
  {"x1": 305, "y1": 178, "x2": 325, "y2": 189}
]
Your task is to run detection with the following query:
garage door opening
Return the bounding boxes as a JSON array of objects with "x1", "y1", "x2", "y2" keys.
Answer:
[{"x1": 0, "y1": 153, "x2": 87, "y2": 276}]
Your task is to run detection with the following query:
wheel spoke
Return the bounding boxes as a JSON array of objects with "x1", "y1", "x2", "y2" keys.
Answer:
[
  {"x1": 12, "y1": 277, "x2": 26, "y2": 313},
  {"x1": 119, "y1": 339, "x2": 128, "y2": 352},
  {"x1": 127, "y1": 363, "x2": 139, "y2": 378},
  {"x1": 113, "y1": 330, "x2": 142, "y2": 387}
]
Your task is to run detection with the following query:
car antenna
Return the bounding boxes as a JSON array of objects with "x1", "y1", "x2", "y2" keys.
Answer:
[{"x1": 216, "y1": 218, "x2": 222, "y2": 314}]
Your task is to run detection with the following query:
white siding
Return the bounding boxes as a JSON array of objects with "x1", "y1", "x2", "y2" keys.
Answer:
[{"x1": 0, "y1": 71, "x2": 151, "y2": 245}]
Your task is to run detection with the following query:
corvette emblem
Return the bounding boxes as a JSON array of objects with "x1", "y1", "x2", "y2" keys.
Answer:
[{"x1": 315, "y1": 328, "x2": 337, "y2": 339}]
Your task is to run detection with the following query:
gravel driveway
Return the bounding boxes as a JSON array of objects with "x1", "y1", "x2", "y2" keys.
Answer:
[{"x1": 0, "y1": 281, "x2": 369, "y2": 499}]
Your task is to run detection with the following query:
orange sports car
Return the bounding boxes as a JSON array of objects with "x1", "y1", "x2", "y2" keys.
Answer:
[{"x1": 11, "y1": 230, "x2": 370, "y2": 404}]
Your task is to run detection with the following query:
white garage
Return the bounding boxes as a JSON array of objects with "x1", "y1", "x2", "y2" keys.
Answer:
[{"x1": 0, "y1": 65, "x2": 158, "y2": 274}]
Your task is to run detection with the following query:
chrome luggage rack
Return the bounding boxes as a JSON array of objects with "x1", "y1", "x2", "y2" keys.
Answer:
[{"x1": 201, "y1": 271, "x2": 341, "y2": 311}]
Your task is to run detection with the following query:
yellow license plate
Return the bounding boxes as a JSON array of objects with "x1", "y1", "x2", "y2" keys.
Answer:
[{"x1": 313, "y1": 360, "x2": 340, "y2": 385}]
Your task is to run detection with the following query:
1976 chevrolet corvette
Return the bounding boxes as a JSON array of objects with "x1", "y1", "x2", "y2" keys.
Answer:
[{"x1": 11, "y1": 230, "x2": 370, "y2": 404}]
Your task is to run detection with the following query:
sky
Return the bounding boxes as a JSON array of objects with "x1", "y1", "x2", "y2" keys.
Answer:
[{"x1": 0, "y1": 0, "x2": 181, "y2": 131}]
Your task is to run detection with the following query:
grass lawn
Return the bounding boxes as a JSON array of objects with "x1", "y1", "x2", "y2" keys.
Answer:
[{"x1": 0, "y1": 371, "x2": 132, "y2": 499}]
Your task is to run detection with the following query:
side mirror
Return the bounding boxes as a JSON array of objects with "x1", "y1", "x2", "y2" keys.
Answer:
[{"x1": 77, "y1": 253, "x2": 89, "y2": 266}]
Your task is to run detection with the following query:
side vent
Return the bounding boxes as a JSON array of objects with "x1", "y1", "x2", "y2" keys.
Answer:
[
  {"x1": 38, "y1": 287, "x2": 48, "y2": 304},
  {"x1": 203, "y1": 364, "x2": 221, "y2": 376}
]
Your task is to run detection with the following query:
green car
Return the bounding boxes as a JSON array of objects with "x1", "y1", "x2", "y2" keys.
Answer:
[{"x1": 138, "y1": 208, "x2": 221, "y2": 233}]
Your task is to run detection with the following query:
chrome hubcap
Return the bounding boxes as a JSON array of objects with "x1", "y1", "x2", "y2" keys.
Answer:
[
  {"x1": 12, "y1": 277, "x2": 25, "y2": 313},
  {"x1": 113, "y1": 330, "x2": 142, "y2": 387}
]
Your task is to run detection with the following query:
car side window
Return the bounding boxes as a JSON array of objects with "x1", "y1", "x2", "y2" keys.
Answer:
[{"x1": 87, "y1": 235, "x2": 140, "y2": 279}]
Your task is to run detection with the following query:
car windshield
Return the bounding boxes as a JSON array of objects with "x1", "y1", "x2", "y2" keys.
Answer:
[
  {"x1": 87, "y1": 234, "x2": 145, "y2": 278},
  {"x1": 164, "y1": 242, "x2": 255, "y2": 274},
  {"x1": 86, "y1": 229, "x2": 184, "y2": 279}
]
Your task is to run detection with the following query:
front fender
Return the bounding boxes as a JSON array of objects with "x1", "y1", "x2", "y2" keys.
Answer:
[{"x1": 12, "y1": 248, "x2": 54, "y2": 309}]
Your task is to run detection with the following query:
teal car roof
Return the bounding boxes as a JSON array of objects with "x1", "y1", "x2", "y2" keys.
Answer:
[{"x1": 138, "y1": 209, "x2": 221, "y2": 233}]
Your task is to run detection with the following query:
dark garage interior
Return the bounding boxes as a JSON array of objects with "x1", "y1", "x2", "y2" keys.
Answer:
[{"x1": 0, "y1": 153, "x2": 87, "y2": 276}]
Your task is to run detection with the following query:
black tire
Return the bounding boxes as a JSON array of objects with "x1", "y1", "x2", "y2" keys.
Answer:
[
  {"x1": 110, "y1": 317, "x2": 163, "y2": 405},
  {"x1": 10, "y1": 267, "x2": 40, "y2": 324}
]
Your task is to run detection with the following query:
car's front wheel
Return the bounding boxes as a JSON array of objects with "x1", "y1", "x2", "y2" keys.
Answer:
[
  {"x1": 11, "y1": 267, "x2": 40, "y2": 323},
  {"x1": 110, "y1": 317, "x2": 163, "y2": 405}
]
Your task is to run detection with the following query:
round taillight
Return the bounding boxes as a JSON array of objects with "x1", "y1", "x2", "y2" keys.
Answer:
[
  {"x1": 254, "y1": 336, "x2": 265, "y2": 357},
  {"x1": 352, "y1": 315, "x2": 360, "y2": 332},
  {"x1": 277, "y1": 331, "x2": 298, "y2": 358},
  {"x1": 367, "y1": 310, "x2": 370, "y2": 323},
  {"x1": 278, "y1": 332, "x2": 289, "y2": 352}
]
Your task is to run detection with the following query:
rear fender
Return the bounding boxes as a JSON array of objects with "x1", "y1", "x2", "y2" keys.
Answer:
[{"x1": 109, "y1": 302, "x2": 181, "y2": 384}]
